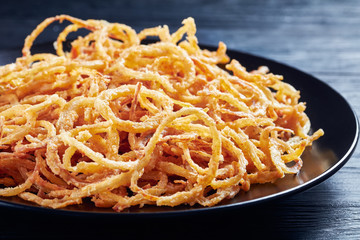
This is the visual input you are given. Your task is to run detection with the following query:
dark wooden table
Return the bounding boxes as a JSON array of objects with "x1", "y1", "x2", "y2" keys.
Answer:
[{"x1": 0, "y1": 0, "x2": 359, "y2": 239}]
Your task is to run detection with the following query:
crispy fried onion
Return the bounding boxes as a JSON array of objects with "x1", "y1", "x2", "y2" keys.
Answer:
[{"x1": 0, "y1": 15, "x2": 323, "y2": 211}]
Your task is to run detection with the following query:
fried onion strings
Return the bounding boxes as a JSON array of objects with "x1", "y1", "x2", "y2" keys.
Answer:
[{"x1": 0, "y1": 15, "x2": 323, "y2": 211}]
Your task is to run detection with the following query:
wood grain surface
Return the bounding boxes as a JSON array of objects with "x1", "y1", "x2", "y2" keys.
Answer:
[{"x1": 0, "y1": 0, "x2": 359, "y2": 239}]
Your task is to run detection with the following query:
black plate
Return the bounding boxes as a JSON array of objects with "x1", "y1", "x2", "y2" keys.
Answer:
[{"x1": 0, "y1": 43, "x2": 358, "y2": 216}]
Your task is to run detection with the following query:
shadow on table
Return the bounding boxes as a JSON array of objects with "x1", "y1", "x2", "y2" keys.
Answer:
[{"x1": 0, "y1": 187, "x2": 344, "y2": 240}]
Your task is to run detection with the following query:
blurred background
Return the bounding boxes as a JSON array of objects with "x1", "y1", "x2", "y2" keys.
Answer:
[
  {"x1": 1, "y1": 0, "x2": 359, "y2": 71},
  {"x1": 0, "y1": 0, "x2": 359, "y2": 239},
  {"x1": 1, "y1": 0, "x2": 359, "y2": 76}
]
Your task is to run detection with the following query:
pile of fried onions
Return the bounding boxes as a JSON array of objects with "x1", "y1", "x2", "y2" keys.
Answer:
[{"x1": 0, "y1": 15, "x2": 323, "y2": 211}]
